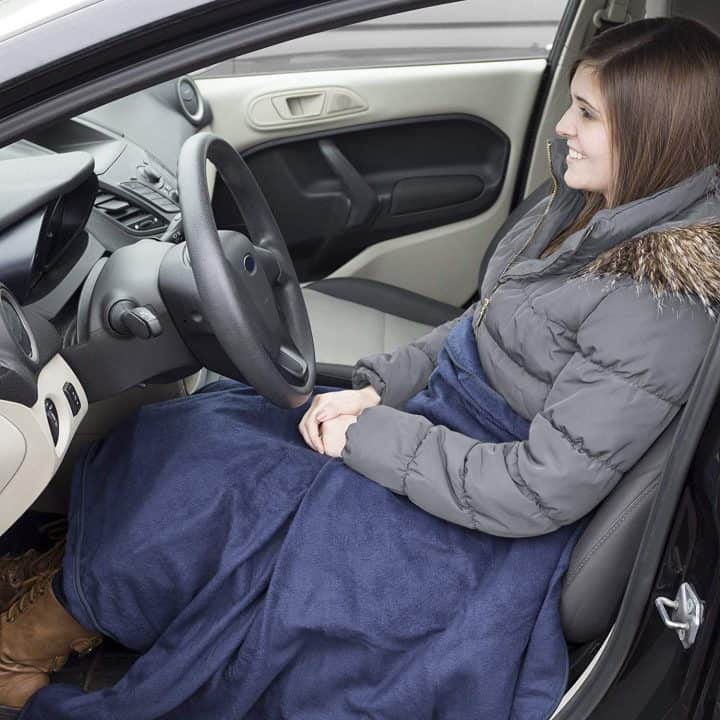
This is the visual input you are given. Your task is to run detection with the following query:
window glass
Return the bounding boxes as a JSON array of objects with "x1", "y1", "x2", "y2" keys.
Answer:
[{"x1": 195, "y1": 0, "x2": 569, "y2": 78}]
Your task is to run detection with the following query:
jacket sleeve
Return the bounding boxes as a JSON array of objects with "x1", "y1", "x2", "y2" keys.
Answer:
[
  {"x1": 352, "y1": 304, "x2": 475, "y2": 408},
  {"x1": 342, "y1": 285, "x2": 715, "y2": 537}
]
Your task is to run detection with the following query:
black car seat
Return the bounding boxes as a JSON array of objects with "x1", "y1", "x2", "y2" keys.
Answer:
[{"x1": 304, "y1": 179, "x2": 553, "y2": 385}]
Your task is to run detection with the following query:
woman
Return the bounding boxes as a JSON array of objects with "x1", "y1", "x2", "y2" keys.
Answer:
[
  {"x1": 300, "y1": 15, "x2": 720, "y2": 537},
  {"x1": 2, "y1": 15, "x2": 720, "y2": 720}
]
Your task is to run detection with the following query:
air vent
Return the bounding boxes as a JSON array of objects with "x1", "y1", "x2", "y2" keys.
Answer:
[
  {"x1": 94, "y1": 188, "x2": 168, "y2": 235},
  {"x1": 0, "y1": 294, "x2": 36, "y2": 361},
  {"x1": 177, "y1": 77, "x2": 207, "y2": 125}
]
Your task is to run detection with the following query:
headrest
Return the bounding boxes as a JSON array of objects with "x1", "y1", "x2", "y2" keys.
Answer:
[{"x1": 560, "y1": 415, "x2": 679, "y2": 643}]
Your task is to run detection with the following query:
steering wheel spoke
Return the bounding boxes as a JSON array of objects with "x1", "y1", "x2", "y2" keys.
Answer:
[
  {"x1": 253, "y1": 245, "x2": 285, "y2": 285},
  {"x1": 277, "y1": 341, "x2": 309, "y2": 382}
]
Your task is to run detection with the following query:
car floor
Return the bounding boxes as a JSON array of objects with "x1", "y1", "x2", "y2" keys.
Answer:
[{"x1": 51, "y1": 641, "x2": 138, "y2": 691}]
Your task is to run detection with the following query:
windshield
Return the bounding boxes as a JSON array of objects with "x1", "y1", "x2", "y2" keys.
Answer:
[{"x1": 0, "y1": 0, "x2": 101, "y2": 41}]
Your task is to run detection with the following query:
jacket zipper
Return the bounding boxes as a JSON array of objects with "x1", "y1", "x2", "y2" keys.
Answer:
[{"x1": 473, "y1": 140, "x2": 558, "y2": 331}]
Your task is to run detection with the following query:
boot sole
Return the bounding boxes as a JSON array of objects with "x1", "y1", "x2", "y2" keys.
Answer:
[{"x1": 0, "y1": 706, "x2": 18, "y2": 719}]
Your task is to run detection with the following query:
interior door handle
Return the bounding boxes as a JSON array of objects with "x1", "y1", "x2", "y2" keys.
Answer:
[
  {"x1": 248, "y1": 87, "x2": 368, "y2": 129},
  {"x1": 318, "y1": 139, "x2": 378, "y2": 229},
  {"x1": 273, "y1": 92, "x2": 324, "y2": 119}
]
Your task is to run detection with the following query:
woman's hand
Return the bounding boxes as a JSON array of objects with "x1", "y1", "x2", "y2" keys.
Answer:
[
  {"x1": 299, "y1": 386, "x2": 380, "y2": 453},
  {"x1": 319, "y1": 415, "x2": 357, "y2": 458}
]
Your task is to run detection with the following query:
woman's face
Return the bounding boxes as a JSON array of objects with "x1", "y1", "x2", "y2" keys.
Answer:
[{"x1": 555, "y1": 64, "x2": 613, "y2": 201}]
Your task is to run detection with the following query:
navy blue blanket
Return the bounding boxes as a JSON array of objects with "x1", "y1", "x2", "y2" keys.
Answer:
[{"x1": 22, "y1": 318, "x2": 578, "y2": 719}]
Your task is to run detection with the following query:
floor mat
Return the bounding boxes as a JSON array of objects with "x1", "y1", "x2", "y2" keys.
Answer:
[
  {"x1": 52, "y1": 640, "x2": 139, "y2": 691},
  {"x1": 0, "y1": 512, "x2": 66, "y2": 556}
]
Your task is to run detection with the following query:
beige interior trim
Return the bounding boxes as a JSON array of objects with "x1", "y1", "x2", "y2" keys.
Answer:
[
  {"x1": 198, "y1": 59, "x2": 545, "y2": 305},
  {"x1": 325, "y1": 203, "x2": 511, "y2": 306},
  {"x1": 303, "y1": 287, "x2": 434, "y2": 365},
  {"x1": 199, "y1": 60, "x2": 545, "y2": 148},
  {"x1": 0, "y1": 355, "x2": 87, "y2": 535},
  {"x1": 32, "y1": 377, "x2": 192, "y2": 515}
]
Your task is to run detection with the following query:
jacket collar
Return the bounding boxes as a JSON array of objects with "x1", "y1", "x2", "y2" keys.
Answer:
[
  {"x1": 579, "y1": 221, "x2": 720, "y2": 312},
  {"x1": 505, "y1": 137, "x2": 720, "y2": 281}
]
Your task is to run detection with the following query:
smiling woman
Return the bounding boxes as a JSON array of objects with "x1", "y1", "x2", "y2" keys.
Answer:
[{"x1": 540, "y1": 16, "x2": 720, "y2": 258}]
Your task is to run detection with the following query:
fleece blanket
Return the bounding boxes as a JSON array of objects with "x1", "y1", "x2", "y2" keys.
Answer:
[{"x1": 22, "y1": 317, "x2": 578, "y2": 719}]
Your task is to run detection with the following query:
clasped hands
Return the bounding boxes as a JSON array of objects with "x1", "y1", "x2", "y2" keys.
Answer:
[{"x1": 298, "y1": 386, "x2": 381, "y2": 457}]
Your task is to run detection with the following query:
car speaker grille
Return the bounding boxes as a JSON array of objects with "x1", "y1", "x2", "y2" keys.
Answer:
[{"x1": 94, "y1": 188, "x2": 169, "y2": 235}]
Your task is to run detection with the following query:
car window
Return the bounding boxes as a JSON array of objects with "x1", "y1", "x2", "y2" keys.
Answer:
[{"x1": 194, "y1": 0, "x2": 569, "y2": 78}]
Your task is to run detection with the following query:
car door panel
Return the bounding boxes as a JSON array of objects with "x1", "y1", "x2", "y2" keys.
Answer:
[
  {"x1": 199, "y1": 59, "x2": 545, "y2": 305},
  {"x1": 211, "y1": 114, "x2": 510, "y2": 284}
]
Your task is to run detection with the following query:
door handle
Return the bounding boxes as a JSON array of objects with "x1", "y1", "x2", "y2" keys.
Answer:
[
  {"x1": 318, "y1": 139, "x2": 378, "y2": 229},
  {"x1": 272, "y1": 93, "x2": 324, "y2": 119},
  {"x1": 248, "y1": 88, "x2": 368, "y2": 130}
]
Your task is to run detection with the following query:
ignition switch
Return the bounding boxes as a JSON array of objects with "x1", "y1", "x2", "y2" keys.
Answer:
[{"x1": 108, "y1": 300, "x2": 163, "y2": 339}]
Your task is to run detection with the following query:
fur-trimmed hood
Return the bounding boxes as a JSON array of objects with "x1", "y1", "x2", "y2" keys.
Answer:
[
  {"x1": 490, "y1": 142, "x2": 720, "y2": 311},
  {"x1": 581, "y1": 222, "x2": 720, "y2": 313},
  {"x1": 536, "y1": 138, "x2": 720, "y2": 313}
]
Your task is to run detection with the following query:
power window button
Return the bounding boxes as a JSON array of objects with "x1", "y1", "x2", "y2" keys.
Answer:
[{"x1": 63, "y1": 382, "x2": 82, "y2": 417}]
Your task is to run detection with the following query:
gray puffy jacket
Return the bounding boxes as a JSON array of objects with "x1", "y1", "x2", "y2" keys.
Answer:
[{"x1": 342, "y1": 138, "x2": 720, "y2": 537}]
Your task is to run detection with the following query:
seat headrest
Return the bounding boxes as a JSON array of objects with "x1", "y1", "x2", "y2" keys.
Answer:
[{"x1": 560, "y1": 415, "x2": 679, "y2": 644}]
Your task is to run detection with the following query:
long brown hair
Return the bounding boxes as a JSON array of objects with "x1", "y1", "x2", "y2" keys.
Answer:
[{"x1": 543, "y1": 17, "x2": 720, "y2": 256}]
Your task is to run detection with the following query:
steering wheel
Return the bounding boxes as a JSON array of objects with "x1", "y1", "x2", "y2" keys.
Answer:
[{"x1": 177, "y1": 133, "x2": 315, "y2": 408}]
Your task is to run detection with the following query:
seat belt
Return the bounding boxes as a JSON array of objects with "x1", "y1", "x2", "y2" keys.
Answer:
[{"x1": 593, "y1": 0, "x2": 632, "y2": 29}]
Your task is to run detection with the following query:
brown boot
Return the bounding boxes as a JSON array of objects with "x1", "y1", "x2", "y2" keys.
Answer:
[
  {"x1": 0, "y1": 519, "x2": 68, "y2": 612},
  {"x1": 0, "y1": 571, "x2": 102, "y2": 709},
  {"x1": 0, "y1": 540, "x2": 65, "y2": 611}
]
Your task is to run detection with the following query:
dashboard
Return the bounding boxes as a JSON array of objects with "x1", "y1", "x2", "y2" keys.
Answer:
[
  {"x1": 0, "y1": 76, "x2": 211, "y2": 534},
  {"x1": 0, "y1": 77, "x2": 210, "y2": 317}
]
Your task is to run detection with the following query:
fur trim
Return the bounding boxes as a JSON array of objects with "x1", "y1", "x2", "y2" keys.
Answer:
[{"x1": 579, "y1": 222, "x2": 720, "y2": 313}]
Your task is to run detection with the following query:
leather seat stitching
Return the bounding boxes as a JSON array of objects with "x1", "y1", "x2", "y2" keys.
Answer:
[{"x1": 564, "y1": 478, "x2": 660, "y2": 588}]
